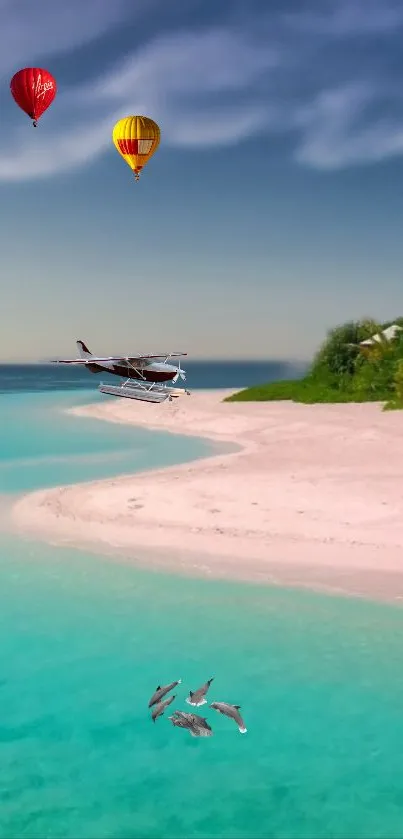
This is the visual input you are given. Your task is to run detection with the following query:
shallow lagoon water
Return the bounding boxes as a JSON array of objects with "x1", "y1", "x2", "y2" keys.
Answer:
[
  {"x1": 1, "y1": 387, "x2": 403, "y2": 839},
  {"x1": 0, "y1": 391, "x2": 212, "y2": 493}
]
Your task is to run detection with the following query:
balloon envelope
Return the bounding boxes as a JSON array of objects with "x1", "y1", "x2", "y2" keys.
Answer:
[
  {"x1": 10, "y1": 68, "x2": 57, "y2": 125},
  {"x1": 112, "y1": 116, "x2": 161, "y2": 180}
]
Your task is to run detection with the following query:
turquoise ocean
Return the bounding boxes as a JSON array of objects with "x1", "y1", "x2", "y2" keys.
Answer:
[{"x1": 2, "y1": 363, "x2": 403, "y2": 839}]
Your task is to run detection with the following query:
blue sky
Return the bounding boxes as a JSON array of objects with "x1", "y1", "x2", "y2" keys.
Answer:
[{"x1": 1, "y1": 0, "x2": 403, "y2": 361}]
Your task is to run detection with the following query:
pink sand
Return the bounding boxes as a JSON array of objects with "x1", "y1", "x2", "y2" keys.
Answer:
[{"x1": 11, "y1": 390, "x2": 403, "y2": 601}]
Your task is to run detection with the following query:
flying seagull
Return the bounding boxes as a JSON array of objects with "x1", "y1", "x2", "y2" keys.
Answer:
[
  {"x1": 151, "y1": 694, "x2": 176, "y2": 722},
  {"x1": 186, "y1": 677, "x2": 214, "y2": 707},
  {"x1": 148, "y1": 679, "x2": 181, "y2": 708},
  {"x1": 210, "y1": 701, "x2": 247, "y2": 734},
  {"x1": 168, "y1": 710, "x2": 213, "y2": 737}
]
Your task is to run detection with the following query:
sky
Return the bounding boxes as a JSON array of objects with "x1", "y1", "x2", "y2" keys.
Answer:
[{"x1": 1, "y1": 0, "x2": 403, "y2": 361}]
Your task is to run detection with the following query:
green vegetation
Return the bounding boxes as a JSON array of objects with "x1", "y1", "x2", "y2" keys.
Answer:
[{"x1": 226, "y1": 318, "x2": 403, "y2": 409}]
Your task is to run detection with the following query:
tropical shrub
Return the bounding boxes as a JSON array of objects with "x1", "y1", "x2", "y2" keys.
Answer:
[{"x1": 227, "y1": 316, "x2": 403, "y2": 406}]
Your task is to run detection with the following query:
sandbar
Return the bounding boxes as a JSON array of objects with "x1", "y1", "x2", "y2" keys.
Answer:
[{"x1": 11, "y1": 389, "x2": 403, "y2": 602}]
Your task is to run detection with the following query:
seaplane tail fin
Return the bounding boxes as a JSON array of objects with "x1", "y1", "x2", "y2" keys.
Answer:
[{"x1": 76, "y1": 340, "x2": 92, "y2": 359}]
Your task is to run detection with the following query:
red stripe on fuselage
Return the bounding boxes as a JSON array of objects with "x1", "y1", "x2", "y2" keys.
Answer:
[{"x1": 87, "y1": 363, "x2": 176, "y2": 383}]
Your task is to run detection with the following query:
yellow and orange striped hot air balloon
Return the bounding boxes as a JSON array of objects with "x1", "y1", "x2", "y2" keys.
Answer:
[{"x1": 112, "y1": 116, "x2": 161, "y2": 181}]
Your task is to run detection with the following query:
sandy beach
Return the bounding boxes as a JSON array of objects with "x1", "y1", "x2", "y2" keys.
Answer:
[{"x1": 11, "y1": 389, "x2": 403, "y2": 602}]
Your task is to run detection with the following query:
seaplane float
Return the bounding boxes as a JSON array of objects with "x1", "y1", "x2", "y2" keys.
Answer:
[{"x1": 52, "y1": 340, "x2": 190, "y2": 404}]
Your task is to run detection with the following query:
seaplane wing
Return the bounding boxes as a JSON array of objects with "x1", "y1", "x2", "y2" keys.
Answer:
[
  {"x1": 52, "y1": 356, "x2": 123, "y2": 364},
  {"x1": 125, "y1": 353, "x2": 187, "y2": 361},
  {"x1": 52, "y1": 352, "x2": 187, "y2": 365}
]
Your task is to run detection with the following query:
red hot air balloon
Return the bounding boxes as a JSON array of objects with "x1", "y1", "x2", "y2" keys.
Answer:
[{"x1": 10, "y1": 68, "x2": 57, "y2": 127}]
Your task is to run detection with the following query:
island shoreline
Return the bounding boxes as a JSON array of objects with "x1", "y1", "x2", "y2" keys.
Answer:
[{"x1": 11, "y1": 389, "x2": 403, "y2": 604}]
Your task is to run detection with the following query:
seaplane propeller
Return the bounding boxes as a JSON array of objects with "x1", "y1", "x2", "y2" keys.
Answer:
[{"x1": 173, "y1": 360, "x2": 186, "y2": 384}]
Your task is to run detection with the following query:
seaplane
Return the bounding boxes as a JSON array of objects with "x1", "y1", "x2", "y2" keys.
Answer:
[{"x1": 52, "y1": 340, "x2": 190, "y2": 403}]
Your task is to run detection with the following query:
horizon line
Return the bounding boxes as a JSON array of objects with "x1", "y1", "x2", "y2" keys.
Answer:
[{"x1": 0, "y1": 357, "x2": 310, "y2": 366}]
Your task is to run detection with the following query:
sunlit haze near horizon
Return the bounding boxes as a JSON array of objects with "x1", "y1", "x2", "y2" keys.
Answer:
[{"x1": 1, "y1": 0, "x2": 403, "y2": 361}]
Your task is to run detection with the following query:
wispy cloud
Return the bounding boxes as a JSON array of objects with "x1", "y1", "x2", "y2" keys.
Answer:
[
  {"x1": 0, "y1": 0, "x2": 136, "y2": 75},
  {"x1": 1, "y1": 0, "x2": 403, "y2": 180},
  {"x1": 283, "y1": 0, "x2": 403, "y2": 37},
  {"x1": 293, "y1": 82, "x2": 403, "y2": 170}
]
